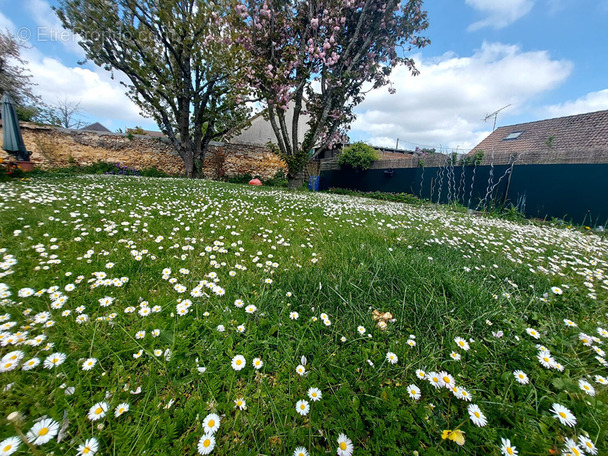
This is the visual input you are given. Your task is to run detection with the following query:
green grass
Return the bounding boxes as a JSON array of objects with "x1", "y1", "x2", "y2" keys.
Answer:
[{"x1": 0, "y1": 175, "x2": 607, "y2": 456}]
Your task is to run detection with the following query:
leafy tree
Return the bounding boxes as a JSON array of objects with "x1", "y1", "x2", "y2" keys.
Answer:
[
  {"x1": 233, "y1": 0, "x2": 429, "y2": 187},
  {"x1": 338, "y1": 142, "x2": 380, "y2": 170},
  {"x1": 0, "y1": 31, "x2": 37, "y2": 108},
  {"x1": 56, "y1": 0, "x2": 252, "y2": 177}
]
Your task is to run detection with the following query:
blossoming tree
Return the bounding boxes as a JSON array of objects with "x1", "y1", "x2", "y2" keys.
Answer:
[{"x1": 233, "y1": 0, "x2": 430, "y2": 187}]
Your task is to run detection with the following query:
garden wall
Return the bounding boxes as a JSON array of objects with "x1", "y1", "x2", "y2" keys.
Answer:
[
  {"x1": 320, "y1": 160, "x2": 608, "y2": 226},
  {"x1": 0, "y1": 123, "x2": 285, "y2": 179}
]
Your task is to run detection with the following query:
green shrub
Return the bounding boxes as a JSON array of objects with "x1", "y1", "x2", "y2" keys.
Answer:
[
  {"x1": 338, "y1": 142, "x2": 380, "y2": 171},
  {"x1": 140, "y1": 166, "x2": 170, "y2": 178},
  {"x1": 224, "y1": 173, "x2": 254, "y2": 184},
  {"x1": 263, "y1": 169, "x2": 288, "y2": 187}
]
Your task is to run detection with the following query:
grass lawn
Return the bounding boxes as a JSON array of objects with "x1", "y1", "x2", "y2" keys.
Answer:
[{"x1": 0, "y1": 175, "x2": 607, "y2": 456}]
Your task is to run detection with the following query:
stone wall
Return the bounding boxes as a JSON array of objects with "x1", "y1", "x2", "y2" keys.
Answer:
[{"x1": 1, "y1": 123, "x2": 285, "y2": 179}]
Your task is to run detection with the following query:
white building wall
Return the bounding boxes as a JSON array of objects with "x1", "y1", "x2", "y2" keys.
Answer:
[{"x1": 229, "y1": 101, "x2": 311, "y2": 147}]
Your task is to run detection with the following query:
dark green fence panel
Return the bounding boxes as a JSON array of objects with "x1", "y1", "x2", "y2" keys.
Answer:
[{"x1": 319, "y1": 163, "x2": 608, "y2": 226}]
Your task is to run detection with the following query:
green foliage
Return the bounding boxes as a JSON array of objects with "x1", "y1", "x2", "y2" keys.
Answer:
[
  {"x1": 139, "y1": 167, "x2": 170, "y2": 178},
  {"x1": 263, "y1": 169, "x2": 288, "y2": 187},
  {"x1": 55, "y1": 0, "x2": 252, "y2": 177},
  {"x1": 338, "y1": 142, "x2": 381, "y2": 171},
  {"x1": 460, "y1": 150, "x2": 485, "y2": 166}
]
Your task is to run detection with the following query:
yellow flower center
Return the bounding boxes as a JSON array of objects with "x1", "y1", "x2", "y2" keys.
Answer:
[
  {"x1": 4, "y1": 445, "x2": 13, "y2": 452},
  {"x1": 340, "y1": 442, "x2": 347, "y2": 450},
  {"x1": 9, "y1": 355, "x2": 17, "y2": 360},
  {"x1": 559, "y1": 412, "x2": 566, "y2": 418},
  {"x1": 236, "y1": 359, "x2": 242, "y2": 365},
  {"x1": 585, "y1": 442, "x2": 593, "y2": 448},
  {"x1": 432, "y1": 377, "x2": 438, "y2": 383},
  {"x1": 300, "y1": 404, "x2": 305, "y2": 409},
  {"x1": 39, "y1": 427, "x2": 49, "y2": 436},
  {"x1": 95, "y1": 407, "x2": 103, "y2": 415},
  {"x1": 459, "y1": 341, "x2": 464, "y2": 346},
  {"x1": 208, "y1": 420, "x2": 215, "y2": 428},
  {"x1": 474, "y1": 412, "x2": 480, "y2": 418},
  {"x1": 237, "y1": 401, "x2": 242, "y2": 406},
  {"x1": 443, "y1": 377, "x2": 450, "y2": 383},
  {"x1": 3, "y1": 363, "x2": 11, "y2": 368},
  {"x1": 83, "y1": 448, "x2": 90, "y2": 454},
  {"x1": 203, "y1": 439, "x2": 211, "y2": 448},
  {"x1": 411, "y1": 390, "x2": 416, "y2": 395},
  {"x1": 507, "y1": 448, "x2": 514, "y2": 455}
]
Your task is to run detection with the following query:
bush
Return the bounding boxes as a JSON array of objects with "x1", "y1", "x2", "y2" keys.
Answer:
[
  {"x1": 140, "y1": 166, "x2": 169, "y2": 178},
  {"x1": 338, "y1": 142, "x2": 380, "y2": 171},
  {"x1": 263, "y1": 169, "x2": 287, "y2": 187},
  {"x1": 224, "y1": 173, "x2": 254, "y2": 184}
]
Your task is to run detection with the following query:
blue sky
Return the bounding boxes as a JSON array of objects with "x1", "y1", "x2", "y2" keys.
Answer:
[{"x1": 2, "y1": 0, "x2": 608, "y2": 151}]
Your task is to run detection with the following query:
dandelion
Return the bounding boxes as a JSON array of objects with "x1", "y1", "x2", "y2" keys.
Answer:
[
  {"x1": 197, "y1": 434, "x2": 216, "y2": 455},
  {"x1": 386, "y1": 352, "x2": 398, "y2": 364},
  {"x1": 77, "y1": 437, "x2": 99, "y2": 455},
  {"x1": 252, "y1": 358, "x2": 263, "y2": 369},
  {"x1": 231, "y1": 355, "x2": 246, "y2": 371},
  {"x1": 407, "y1": 384, "x2": 421, "y2": 400},
  {"x1": 88, "y1": 402, "x2": 109, "y2": 421},
  {"x1": 114, "y1": 403, "x2": 130, "y2": 417},
  {"x1": 500, "y1": 438, "x2": 518, "y2": 456},
  {"x1": 234, "y1": 397, "x2": 247, "y2": 410},
  {"x1": 513, "y1": 370, "x2": 529, "y2": 384},
  {"x1": 308, "y1": 387, "x2": 322, "y2": 402},
  {"x1": 295, "y1": 400, "x2": 310, "y2": 416},
  {"x1": 550, "y1": 403, "x2": 577, "y2": 427},
  {"x1": 467, "y1": 404, "x2": 487, "y2": 427},
  {"x1": 442, "y1": 429, "x2": 465, "y2": 446},
  {"x1": 0, "y1": 436, "x2": 20, "y2": 455},
  {"x1": 26, "y1": 417, "x2": 60, "y2": 445},
  {"x1": 336, "y1": 433, "x2": 353, "y2": 456},
  {"x1": 203, "y1": 414, "x2": 221, "y2": 434}
]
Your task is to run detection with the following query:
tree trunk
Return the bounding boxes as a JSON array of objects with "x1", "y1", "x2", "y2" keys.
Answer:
[
  {"x1": 183, "y1": 150, "x2": 195, "y2": 178},
  {"x1": 287, "y1": 171, "x2": 305, "y2": 189}
]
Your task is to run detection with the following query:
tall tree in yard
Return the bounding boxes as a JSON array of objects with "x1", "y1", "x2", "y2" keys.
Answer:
[
  {"x1": 56, "y1": 0, "x2": 251, "y2": 177},
  {"x1": 233, "y1": 0, "x2": 430, "y2": 187}
]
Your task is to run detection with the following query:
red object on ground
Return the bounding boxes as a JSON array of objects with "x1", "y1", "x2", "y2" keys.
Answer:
[{"x1": 249, "y1": 178, "x2": 262, "y2": 186}]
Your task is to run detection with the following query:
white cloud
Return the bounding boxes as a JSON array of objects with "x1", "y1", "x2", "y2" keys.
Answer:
[
  {"x1": 350, "y1": 42, "x2": 573, "y2": 152},
  {"x1": 22, "y1": 46, "x2": 156, "y2": 131},
  {"x1": 542, "y1": 89, "x2": 608, "y2": 118},
  {"x1": 466, "y1": 0, "x2": 535, "y2": 30}
]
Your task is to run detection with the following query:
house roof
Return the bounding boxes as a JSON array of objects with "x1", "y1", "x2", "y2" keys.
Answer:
[
  {"x1": 81, "y1": 122, "x2": 111, "y2": 133},
  {"x1": 469, "y1": 109, "x2": 608, "y2": 156}
]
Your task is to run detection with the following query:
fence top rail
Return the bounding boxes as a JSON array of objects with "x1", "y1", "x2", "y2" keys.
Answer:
[{"x1": 320, "y1": 148, "x2": 608, "y2": 170}]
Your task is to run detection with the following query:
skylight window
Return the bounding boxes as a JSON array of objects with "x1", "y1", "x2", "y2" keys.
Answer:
[{"x1": 503, "y1": 130, "x2": 524, "y2": 140}]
